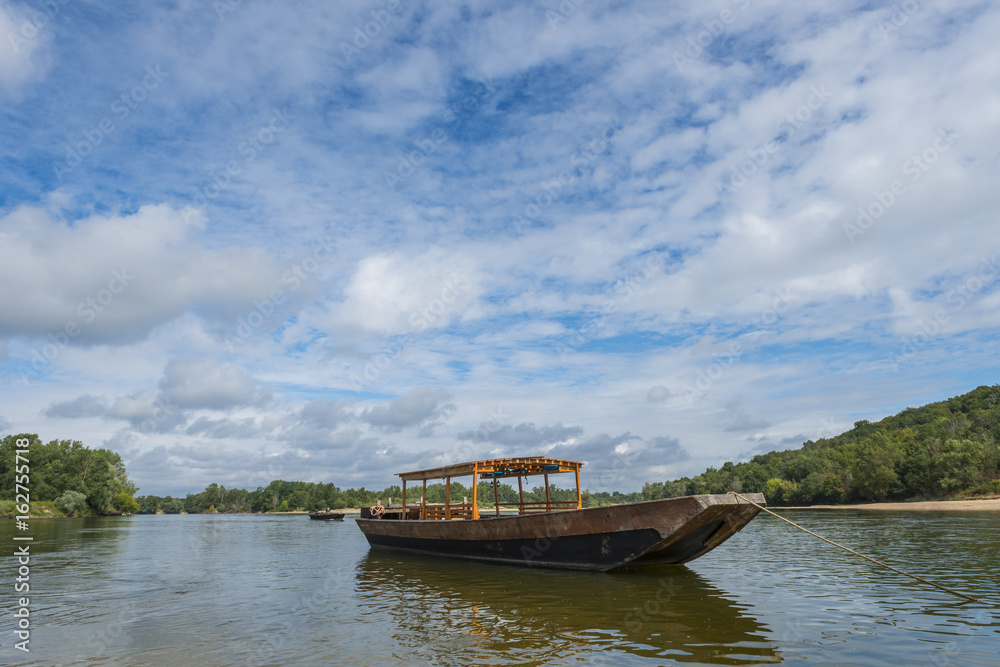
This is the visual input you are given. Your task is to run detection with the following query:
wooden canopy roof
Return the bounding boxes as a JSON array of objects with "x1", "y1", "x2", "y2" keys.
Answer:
[{"x1": 397, "y1": 456, "x2": 582, "y2": 482}]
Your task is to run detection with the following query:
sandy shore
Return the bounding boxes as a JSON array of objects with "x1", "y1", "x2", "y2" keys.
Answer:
[{"x1": 782, "y1": 498, "x2": 1000, "y2": 511}]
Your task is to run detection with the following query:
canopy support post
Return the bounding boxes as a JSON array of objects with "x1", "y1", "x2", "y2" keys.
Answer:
[
  {"x1": 517, "y1": 476, "x2": 524, "y2": 515},
  {"x1": 472, "y1": 467, "x2": 479, "y2": 520},
  {"x1": 445, "y1": 476, "x2": 451, "y2": 520},
  {"x1": 544, "y1": 473, "x2": 551, "y2": 512},
  {"x1": 575, "y1": 467, "x2": 582, "y2": 509}
]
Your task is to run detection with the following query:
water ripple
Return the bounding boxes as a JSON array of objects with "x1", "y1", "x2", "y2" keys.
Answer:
[{"x1": 1, "y1": 511, "x2": 997, "y2": 665}]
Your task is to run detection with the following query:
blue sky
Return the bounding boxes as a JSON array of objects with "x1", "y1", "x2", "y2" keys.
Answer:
[{"x1": 1, "y1": 0, "x2": 998, "y2": 496}]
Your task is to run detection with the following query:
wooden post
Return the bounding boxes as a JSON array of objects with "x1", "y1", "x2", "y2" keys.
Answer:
[
  {"x1": 472, "y1": 468, "x2": 479, "y2": 520},
  {"x1": 517, "y1": 476, "x2": 524, "y2": 515},
  {"x1": 575, "y1": 467, "x2": 582, "y2": 509},
  {"x1": 445, "y1": 476, "x2": 451, "y2": 520},
  {"x1": 493, "y1": 478, "x2": 499, "y2": 517},
  {"x1": 402, "y1": 481, "x2": 407, "y2": 515},
  {"x1": 422, "y1": 479, "x2": 427, "y2": 520},
  {"x1": 544, "y1": 473, "x2": 551, "y2": 512}
]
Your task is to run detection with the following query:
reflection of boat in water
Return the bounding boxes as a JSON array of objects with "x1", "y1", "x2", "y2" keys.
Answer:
[
  {"x1": 355, "y1": 549, "x2": 780, "y2": 665},
  {"x1": 308, "y1": 511, "x2": 345, "y2": 521},
  {"x1": 356, "y1": 457, "x2": 764, "y2": 571}
]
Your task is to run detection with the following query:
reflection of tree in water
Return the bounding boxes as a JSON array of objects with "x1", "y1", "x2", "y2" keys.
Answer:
[{"x1": 355, "y1": 551, "x2": 781, "y2": 665}]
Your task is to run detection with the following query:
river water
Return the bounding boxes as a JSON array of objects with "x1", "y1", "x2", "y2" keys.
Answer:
[{"x1": 1, "y1": 510, "x2": 998, "y2": 666}]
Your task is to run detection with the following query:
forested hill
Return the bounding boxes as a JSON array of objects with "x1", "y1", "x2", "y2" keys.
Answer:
[{"x1": 641, "y1": 385, "x2": 1000, "y2": 505}]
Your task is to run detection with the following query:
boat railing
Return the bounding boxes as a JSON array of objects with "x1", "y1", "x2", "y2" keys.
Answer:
[
  {"x1": 497, "y1": 500, "x2": 579, "y2": 514},
  {"x1": 421, "y1": 502, "x2": 475, "y2": 520},
  {"x1": 412, "y1": 500, "x2": 580, "y2": 520}
]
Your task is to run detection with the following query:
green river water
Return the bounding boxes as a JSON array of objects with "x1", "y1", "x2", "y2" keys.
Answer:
[{"x1": 1, "y1": 509, "x2": 997, "y2": 665}]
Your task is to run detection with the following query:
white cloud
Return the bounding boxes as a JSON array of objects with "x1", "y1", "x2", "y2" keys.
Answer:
[
  {"x1": 42, "y1": 394, "x2": 109, "y2": 419},
  {"x1": 158, "y1": 357, "x2": 264, "y2": 410},
  {"x1": 0, "y1": 1, "x2": 46, "y2": 93},
  {"x1": 354, "y1": 47, "x2": 448, "y2": 133},
  {"x1": 361, "y1": 387, "x2": 455, "y2": 434},
  {"x1": 333, "y1": 250, "x2": 481, "y2": 335},
  {"x1": 456, "y1": 421, "x2": 583, "y2": 448},
  {"x1": 0, "y1": 204, "x2": 285, "y2": 344},
  {"x1": 647, "y1": 386, "x2": 672, "y2": 403},
  {"x1": 719, "y1": 396, "x2": 771, "y2": 433}
]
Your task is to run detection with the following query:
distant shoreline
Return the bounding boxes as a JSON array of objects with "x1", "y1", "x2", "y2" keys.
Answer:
[
  {"x1": 780, "y1": 498, "x2": 1000, "y2": 511},
  {"x1": 8, "y1": 498, "x2": 1000, "y2": 519}
]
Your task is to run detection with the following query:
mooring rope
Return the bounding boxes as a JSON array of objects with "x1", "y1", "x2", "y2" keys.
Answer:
[{"x1": 728, "y1": 491, "x2": 982, "y2": 603}]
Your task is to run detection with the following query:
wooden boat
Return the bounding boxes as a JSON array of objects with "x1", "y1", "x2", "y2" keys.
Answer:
[
  {"x1": 309, "y1": 510, "x2": 346, "y2": 520},
  {"x1": 355, "y1": 457, "x2": 764, "y2": 571}
]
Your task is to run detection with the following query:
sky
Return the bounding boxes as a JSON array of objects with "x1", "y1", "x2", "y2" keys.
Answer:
[{"x1": 1, "y1": 0, "x2": 999, "y2": 497}]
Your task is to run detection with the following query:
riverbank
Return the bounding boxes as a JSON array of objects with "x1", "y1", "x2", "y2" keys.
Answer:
[
  {"x1": 782, "y1": 498, "x2": 1000, "y2": 511},
  {"x1": 0, "y1": 500, "x2": 66, "y2": 518}
]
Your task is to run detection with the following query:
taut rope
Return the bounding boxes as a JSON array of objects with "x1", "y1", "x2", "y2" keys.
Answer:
[{"x1": 729, "y1": 491, "x2": 982, "y2": 603}]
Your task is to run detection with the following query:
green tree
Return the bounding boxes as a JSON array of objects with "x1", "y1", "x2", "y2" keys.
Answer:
[
  {"x1": 765, "y1": 478, "x2": 798, "y2": 504},
  {"x1": 54, "y1": 490, "x2": 88, "y2": 517},
  {"x1": 161, "y1": 496, "x2": 185, "y2": 513},
  {"x1": 849, "y1": 433, "x2": 900, "y2": 501},
  {"x1": 112, "y1": 491, "x2": 140, "y2": 514},
  {"x1": 798, "y1": 470, "x2": 844, "y2": 504},
  {"x1": 934, "y1": 439, "x2": 987, "y2": 493},
  {"x1": 138, "y1": 495, "x2": 162, "y2": 513},
  {"x1": 1, "y1": 435, "x2": 139, "y2": 515}
]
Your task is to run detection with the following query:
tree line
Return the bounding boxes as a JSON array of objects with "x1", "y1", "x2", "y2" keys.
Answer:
[
  {"x1": 135, "y1": 478, "x2": 638, "y2": 514},
  {"x1": 639, "y1": 385, "x2": 1000, "y2": 505},
  {"x1": 0, "y1": 433, "x2": 636, "y2": 517},
  {"x1": 0, "y1": 434, "x2": 139, "y2": 516}
]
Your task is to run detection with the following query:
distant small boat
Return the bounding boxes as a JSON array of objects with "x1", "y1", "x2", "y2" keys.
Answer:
[
  {"x1": 356, "y1": 457, "x2": 765, "y2": 571},
  {"x1": 309, "y1": 511, "x2": 346, "y2": 521}
]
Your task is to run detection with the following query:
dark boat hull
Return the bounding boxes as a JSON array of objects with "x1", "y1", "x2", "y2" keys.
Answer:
[
  {"x1": 309, "y1": 512, "x2": 346, "y2": 520},
  {"x1": 356, "y1": 494, "x2": 764, "y2": 571}
]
